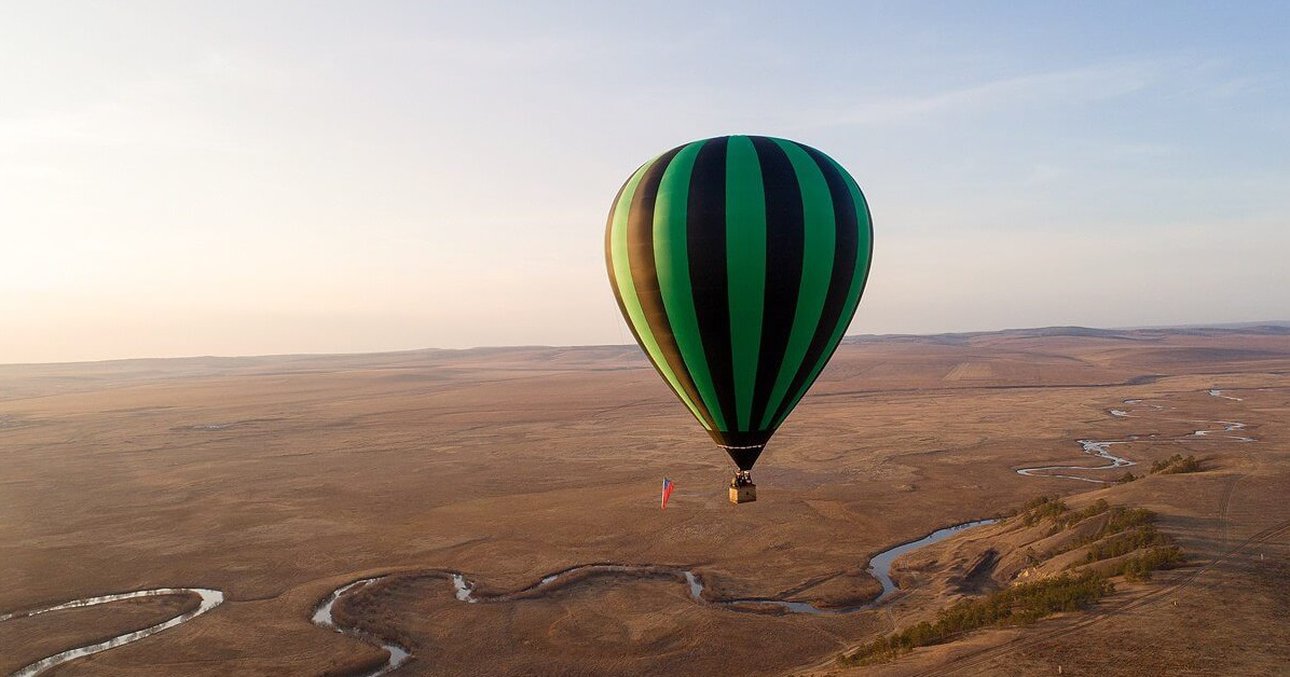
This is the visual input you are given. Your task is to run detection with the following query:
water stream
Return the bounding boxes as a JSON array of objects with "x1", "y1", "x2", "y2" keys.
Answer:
[
  {"x1": 6, "y1": 389, "x2": 1249, "y2": 673},
  {"x1": 705, "y1": 518, "x2": 999, "y2": 614},
  {"x1": 317, "y1": 516, "x2": 998, "y2": 670},
  {"x1": 1016, "y1": 389, "x2": 1252, "y2": 483},
  {"x1": 8, "y1": 521, "x2": 999, "y2": 677},
  {"x1": 1016, "y1": 439, "x2": 1136, "y2": 484},
  {"x1": 0, "y1": 588, "x2": 224, "y2": 677},
  {"x1": 311, "y1": 579, "x2": 411, "y2": 676}
]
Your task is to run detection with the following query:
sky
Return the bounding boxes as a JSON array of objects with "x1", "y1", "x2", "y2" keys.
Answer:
[{"x1": 3, "y1": 2, "x2": 1288, "y2": 363}]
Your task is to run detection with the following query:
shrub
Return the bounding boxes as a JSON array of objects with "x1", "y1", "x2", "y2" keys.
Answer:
[
  {"x1": 1112, "y1": 546, "x2": 1185, "y2": 581},
  {"x1": 840, "y1": 499, "x2": 1187, "y2": 667},
  {"x1": 1018, "y1": 497, "x2": 1112, "y2": 530},
  {"x1": 1100, "y1": 506, "x2": 1155, "y2": 535},
  {"x1": 1020, "y1": 496, "x2": 1069, "y2": 526},
  {"x1": 1151, "y1": 454, "x2": 1201, "y2": 475},
  {"x1": 1054, "y1": 499, "x2": 1110, "y2": 529},
  {"x1": 838, "y1": 572, "x2": 1114, "y2": 666},
  {"x1": 1081, "y1": 525, "x2": 1168, "y2": 563}
]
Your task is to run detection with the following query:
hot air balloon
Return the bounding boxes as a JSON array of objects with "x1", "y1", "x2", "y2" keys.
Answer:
[{"x1": 605, "y1": 135, "x2": 873, "y2": 503}]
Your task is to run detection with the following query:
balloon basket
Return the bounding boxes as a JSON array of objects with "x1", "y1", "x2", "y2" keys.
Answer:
[{"x1": 729, "y1": 482, "x2": 757, "y2": 504}]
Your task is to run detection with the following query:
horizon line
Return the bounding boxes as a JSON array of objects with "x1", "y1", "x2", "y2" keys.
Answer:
[{"x1": 3, "y1": 319, "x2": 1287, "y2": 369}]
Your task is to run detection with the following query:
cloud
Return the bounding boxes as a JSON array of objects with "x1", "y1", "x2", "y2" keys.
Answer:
[{"x1": 817, "y1": 60, "x2": 1160, "y2": 127}]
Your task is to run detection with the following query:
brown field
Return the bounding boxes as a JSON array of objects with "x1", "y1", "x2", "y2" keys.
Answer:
[{"x1": 2, "y1": 326, "x2": 1288, "y2": 676}]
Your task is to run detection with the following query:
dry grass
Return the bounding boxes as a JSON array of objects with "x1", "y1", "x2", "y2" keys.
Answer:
[{"x1": 1, "y1": 327, "x2": 1287, "y2": 675}]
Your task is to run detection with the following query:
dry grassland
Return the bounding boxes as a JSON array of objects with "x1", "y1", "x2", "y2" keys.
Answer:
[{"x1": 1, "y1": 327, "x2": 1287, "y2": 675}]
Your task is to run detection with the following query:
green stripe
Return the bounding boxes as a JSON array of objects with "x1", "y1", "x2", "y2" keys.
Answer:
[
  {"x1": 611, "y1": 157, "x2": 710, "y2": 427},
  {"x1": 724, "y1": 135, "x2": 766, "y2": 431},
  {"x1": 772, "y1": 157, "x2": 872, "y2": 429},
  {"x1": 654, "y1": 141, "x2": 727, "y2": 430},
  {"x1": 760, "y1": 139, "x2": 837, "y2": 429}
]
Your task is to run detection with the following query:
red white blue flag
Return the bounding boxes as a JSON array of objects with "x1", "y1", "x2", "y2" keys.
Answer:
[{"x1": 661, "y1": 477, "x2": 674, "y2": 510}]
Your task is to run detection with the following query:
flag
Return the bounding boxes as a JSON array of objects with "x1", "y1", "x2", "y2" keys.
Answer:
[{"x1": 661, "y1": 477, "x2": 674, "y2": 510}]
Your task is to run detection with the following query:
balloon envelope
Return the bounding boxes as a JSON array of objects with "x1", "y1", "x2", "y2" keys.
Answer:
[{"x1": 605, "y1": 135, "x2": 873, "y2": 471}]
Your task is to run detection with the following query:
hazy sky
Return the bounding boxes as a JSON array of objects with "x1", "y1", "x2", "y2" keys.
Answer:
[{"x1": 3, "y1": 2, "x2": 1288, "y2": 363}]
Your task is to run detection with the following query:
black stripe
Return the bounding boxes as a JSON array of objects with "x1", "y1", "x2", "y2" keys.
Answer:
[
  {"x1": 686, "y1": 137, "x2": 738, "y2": 430},
  {"x1": 768, "y1": 143, "x2": 860, "y2": 426},
  {"x1": 626, "y1": 145, "x2": 717, "y2": 428},
  {"x1": 747, "y1": 136, "x2": 804, "y2": 431}
]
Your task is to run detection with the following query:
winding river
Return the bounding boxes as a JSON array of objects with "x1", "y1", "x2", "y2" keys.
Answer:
[
  {"x1": 0, "y1": 588, "x2": 224, "y2": 677},
  {"x1": 2, "y1": 519, "x2": 998, "y2": 676},
  {"x1": 3, "y1": 388, "x2": 1250, "y2": 674},
  {"x1": 312, "y1": 579, "x2": 411, "y2": 675},
  {"x1": 311, "y1": 517, "x2": 999, "y2": 674},
  {"x1": 1015, "y1": 388, "x2": 1252, "y2": 483}
]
